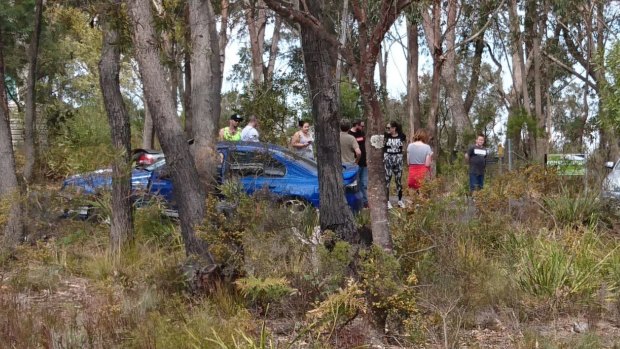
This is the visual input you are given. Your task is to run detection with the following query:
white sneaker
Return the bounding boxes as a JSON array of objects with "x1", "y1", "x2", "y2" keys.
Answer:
[
  {"x1": 387, "y1": 201, "x2": 393, "y2": 209},
  {"x1": 397, "y1": 200, "x2": 405, "y2": 208}
]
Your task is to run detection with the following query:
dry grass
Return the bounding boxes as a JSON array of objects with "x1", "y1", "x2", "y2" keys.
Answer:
[{"x1": 2, "y1": 166, "x2": 620, "y2": 348}]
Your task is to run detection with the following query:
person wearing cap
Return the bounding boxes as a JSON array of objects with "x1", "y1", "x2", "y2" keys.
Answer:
[
  {"x1": 240, "y1": 115, "x2": 260, "y2": 142},
  {"x1": 219, "y1": 114, "x2": 243, "y2": 141}
]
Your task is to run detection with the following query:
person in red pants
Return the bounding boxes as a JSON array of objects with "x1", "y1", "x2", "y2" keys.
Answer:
[{"x1": 407, "y1": 128, "x2": 433, "y2": 191}]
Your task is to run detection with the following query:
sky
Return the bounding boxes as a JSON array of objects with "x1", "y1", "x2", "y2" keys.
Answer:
[{"x1": 221, "y1": 22, "x2": 412, "y2": 100}]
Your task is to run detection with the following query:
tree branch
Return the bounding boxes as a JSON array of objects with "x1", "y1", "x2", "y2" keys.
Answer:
[
  {"x1": 263, "y1": 0, "x2": 358, "y2": 69},
  {"x1": 542, "y1": 50, "x2": 598, "y2": 91}
]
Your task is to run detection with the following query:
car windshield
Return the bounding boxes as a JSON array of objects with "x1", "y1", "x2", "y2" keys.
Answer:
[{"x1": 275, "y1": 148, "x2": 317, "y2": 173}]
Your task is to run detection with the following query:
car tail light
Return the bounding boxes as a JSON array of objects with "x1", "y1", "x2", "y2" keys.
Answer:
[{"x1": 137, "y1": 153, "x2": 156, "y2": 165}]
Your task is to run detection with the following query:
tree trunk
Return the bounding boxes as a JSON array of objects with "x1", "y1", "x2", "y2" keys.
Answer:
[
  {"x1": 189, "y1": 0, "x2": 223, "y2": 191},
  {"x1": 421, "y1": 0, "x2": 443, "y2": 151},
  {"x1": 335, "y1": 0, "x2": 349, "y2": 91},
  {"x1": 378, "y1": 45, "x2": 388, "y2": 96},
  {"x1": 23, "y1": 0, "x2": 43, "y2": 183},
  {"x1": 183, "y1": 3, "x2": 193, "y2": 138},
  {"x1": 406, "y1": 18, "x2": 421, "y2": 134},
  {"x1": 264, "y1": 0, "x2": 412, "y2": 252},
  {"x1": 442, "y1": 0, "x2": 471, "y2": 146},
  {"x1": 99, "y1": 12, "x2": 134, "y2": 255},
  {"x1": 265, "y1": 17, "x2": 282, "y2": 84},
  {"x1": 245, "y1": 0, "x2": 267, "y2": 86},
  {"x1": 128, "y1": 0, "x2": 214, "y2": 263},
  {"x1": 219, "y1": 0, "x2": 230, "y2": 70},
  {"x1": 299, "y1": 0, "x2": 357, "y2": 243},
  {"x1": 463, "y1": 34, "x2": 485, "y2": 115},
  {"x1": 532, "y1": 19, "x2": 546, "y2": 161},
  {"x1": 0, "y1": 28, "x2": 23, "y2": 248},
  {"x1": 142, "y1": 99, "x2": 155, "y2": 149}
]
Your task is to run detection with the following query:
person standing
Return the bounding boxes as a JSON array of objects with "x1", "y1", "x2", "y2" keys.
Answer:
[
  {"x1": 465, "y1": 134, "x2": 487, "y2": 192},
  {"x1": 384, "y1": 121, "x2": 406, "y2": 208},
  {"x1": 349, "y1": 120, "x2": 368, "y2": 207},
  {"x1": 290, "y1": 120, "x2": 315, "y2": 160},
  {"x1": 240, "y1": 115, "x2": 260, "y2": 142},
  {"x1": 407, "y1": 128, "x2": 433, "y2": 191},
  {"x1": 340, "y1": 120, "x2": 360, "y2": 164},
  {"x1": 219, "y1": 114, "x2": 243, "y2": 141}
]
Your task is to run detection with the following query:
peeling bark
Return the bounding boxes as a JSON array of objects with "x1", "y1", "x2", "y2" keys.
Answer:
[
  {"x1": 0, "y1": 27, "x2": 23, "y2": 248},
  {"x1": 128, "y1": 0, "x2": 214, "y2": 263},
  {"x1": 99, "y1": 12, "x2": 134, "y2": 254}
]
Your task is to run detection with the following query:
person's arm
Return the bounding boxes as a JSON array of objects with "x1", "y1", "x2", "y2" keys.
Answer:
[
  {"x1": 291, "y1": 132, "x2": 303, "y2": 149},
  {"x1": 218, "y1": 128, "x2": 225, "y2": 141},
  {"x1": 424, "y1": 150, "x2": 433, "y2": 167},
  {"x1": 354, "y1": 141, "x2": 361, "y2": 159}
]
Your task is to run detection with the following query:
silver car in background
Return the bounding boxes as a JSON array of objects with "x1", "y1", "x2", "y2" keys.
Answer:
[{"x1": 602, "y1": 160, "x2": 620, "y2": 201}]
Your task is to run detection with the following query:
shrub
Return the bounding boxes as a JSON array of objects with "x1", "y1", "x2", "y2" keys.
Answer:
[
  {"x1": 541, "y1": 188, "x2": 604, "y2": 229},
  {"x1": 306, "y1": 279, "x2": 367, "y2": 338},
  {"x1": 235, "y1": 276, "x2": 297, "y2": 311}
]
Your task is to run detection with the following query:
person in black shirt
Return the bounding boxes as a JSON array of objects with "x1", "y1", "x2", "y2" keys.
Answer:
[
  {"x1": 383, "y1": 121, "x2": 407, "y2": 209},
  {"x1": 465, "y1": 134, "x2": 487, "y2": 192},
  {"x1": 349, "y1": 120, "x2": 367, "y2": 207}
]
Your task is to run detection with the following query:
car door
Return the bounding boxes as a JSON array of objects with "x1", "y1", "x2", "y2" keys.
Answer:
[{"x1": 228, "y1": 149, "x2": 286, "y2": 197}]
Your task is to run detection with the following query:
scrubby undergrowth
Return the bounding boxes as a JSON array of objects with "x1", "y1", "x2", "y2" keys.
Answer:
[{"x1": 2, "y1": 164, "x2": 620, "y2": 348}]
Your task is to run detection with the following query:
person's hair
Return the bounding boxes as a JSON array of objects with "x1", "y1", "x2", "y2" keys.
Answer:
[
  {"x1": 412, "y1": 128, "x2": 430, "y2": 143},
  {"x1": 248, "y1": 115, "x2": 258, "y2": 123},
  {"x1": 352, "y1": 119, "x2": 362, "y2": 127},
  {"x1": 298, "y1": 119, "x2": 310, "y2": 128},
  {"x1": 340, "y1": 120, "x2": 351, "y2": 132},
  {"x1": 477, "y1": 133, "x2": 485, "y2": 139},
  {"x1": 387, "y1": 121, "x2": 403, "y2": 136}
]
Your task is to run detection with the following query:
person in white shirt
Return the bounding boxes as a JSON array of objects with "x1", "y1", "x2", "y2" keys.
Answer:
[{"x1": 240, "y1": 115, "x2": 259, "y2": 142}]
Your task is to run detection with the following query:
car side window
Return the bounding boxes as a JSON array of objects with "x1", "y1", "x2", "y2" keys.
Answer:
[{"x1": 229, "y1": 151, "x2": 285, "y2": 178}]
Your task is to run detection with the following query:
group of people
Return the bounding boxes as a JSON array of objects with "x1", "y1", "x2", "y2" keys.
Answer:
[
  {"x1": 339, "y1": 119, "x2": 487, "y2": 209},
  {"x1": 219, "y1": 113, "x2": 487, "y2": 209},
  {"x1": 219, "y1": 114, "x2": 260, "y2": 142}
]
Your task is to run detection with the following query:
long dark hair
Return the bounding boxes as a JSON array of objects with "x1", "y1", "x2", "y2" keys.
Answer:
[{"x1": 387, "y1": 121, "x2": 403, "y2": 136}]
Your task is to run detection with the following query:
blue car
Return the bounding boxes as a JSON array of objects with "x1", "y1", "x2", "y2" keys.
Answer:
[{"x1": 61, "y1": 142, "x2": 362, "y2": 217}]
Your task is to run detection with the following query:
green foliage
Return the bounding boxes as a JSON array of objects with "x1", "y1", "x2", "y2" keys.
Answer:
[
  {"x1": 41, "y1": 107, "x2": 114, "y2": 178},
  {"x1": 542, "y1": 189, "x2": 604, "y2": 228},
  {"x1": 516, "y1": 230, "x2": 616, "y2": 304},
  {"x1": 235, "y1": 276, "x2": 296, "y2": 309},
  {"x1": 340, "y1": 80, "x2": 363, "y2": 121},
  {"x1": 306, "y1": 280, "x2": 367, "y2": 336},
  {"x1": 316, "y1": 241, "x2": 354, "y2": 295},
  {"x1": 602, "y1": 41, "x2": 620, "y2": 132},
  {"x1": 204, "y1": 323, "x2": 277, "y2": 349},
  {"x1": 237, "y1": 83, "x2": 293, "y2": 146},
  {"x1": 359, "y1": 246, "x2": 418, "y2": 318},
  {"x1": 507, "y1": 108, "x2": 542, "y2": 140}
]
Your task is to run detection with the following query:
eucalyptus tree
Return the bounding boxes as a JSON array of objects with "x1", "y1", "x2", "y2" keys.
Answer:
[
  {"x1": 265, "y1": 0, "x2": 413, "y2": 251},
  {"x1": 549, "y1": 0, "x2": 620, "y2": 157},
  {"x1": 128, "y1": 0, "x2": 215, "y2": 265},
  {"x1": 262, "y1": 0, "x2": 358, "y2": 243},
  {"x1": 242, "y1": 0, "x2": 282, "y2": 87},
  {"x1": 188, "y1": 0, "x2": 223, "y2": 190},
  {"x1": 405, "y1": 15, "x2": 422, "y2": 134},
  {"x1": 23, "y1": 0, "x2": 43, "y2": 182},
  {"x1": 0, "y1": 28, "x2": 23, "y2": 248},
  {"x1": 99, "y1": 1, "x2": 133, "y2": 254}
]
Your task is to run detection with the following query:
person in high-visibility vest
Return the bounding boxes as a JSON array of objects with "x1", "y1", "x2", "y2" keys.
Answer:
[{"x1": 219, "y1": 114, "x2": 243, "y2": 141}]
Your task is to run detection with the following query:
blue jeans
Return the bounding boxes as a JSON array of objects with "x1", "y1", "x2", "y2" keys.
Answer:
[
  {"x1": 469, "y1": 173, "x2": 484, "y2": 192},
  {"x1": 358, "y1": 166, "x2": 368, "y2": 205}
]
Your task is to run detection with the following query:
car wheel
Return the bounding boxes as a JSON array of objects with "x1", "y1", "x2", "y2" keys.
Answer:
[{"x1": 281, "y1": 197, "x2": 310, "y2": 214}]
